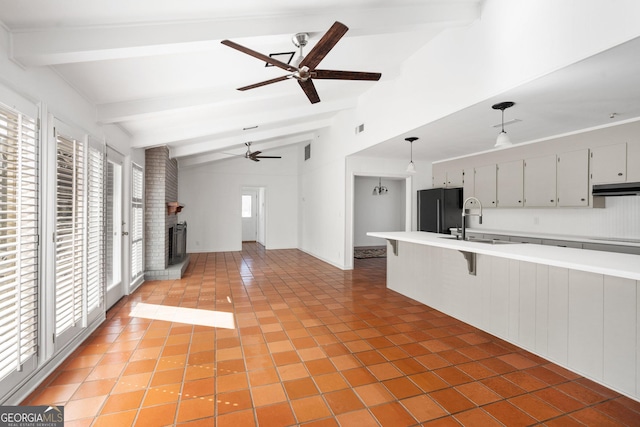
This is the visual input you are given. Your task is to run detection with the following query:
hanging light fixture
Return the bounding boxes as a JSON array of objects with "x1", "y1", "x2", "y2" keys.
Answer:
[
  {"x1": 405, "y1": 137, "x2": 418, "y2": 173},
  {"x1": 372, "y1": 177, "x2": 388, "y2": 195},
  {"x1": 492, "y1": 101, "x2": 515, "y2": 147}
]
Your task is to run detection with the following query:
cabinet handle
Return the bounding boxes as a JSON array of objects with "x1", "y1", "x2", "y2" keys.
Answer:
[
  {"x1": 618, "y1": 172, "x2": 623, "y2": 176},
  {"x1": 518, "y1": 200, "x2": 522, "y2": 203},
  {"x1": 581, "y1": 198, "x2": 586, "y2": 201},
  {"x1": 492, "y1": 201, "x2": 495, "y2": 204},
  {"x1": 550, "y1": 199, "x2": 554, "y2": 202}
]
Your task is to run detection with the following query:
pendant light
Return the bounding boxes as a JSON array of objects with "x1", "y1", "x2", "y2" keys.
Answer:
[
  {"x1": 405, "y1": 137, "x2": 418, "y2": 173},
  {"x1": 372, "y1": 177, "x2": 388, "y2": 195},
  {"x1": 492, "y1": 101, "x2": 515, "y2": 147}
]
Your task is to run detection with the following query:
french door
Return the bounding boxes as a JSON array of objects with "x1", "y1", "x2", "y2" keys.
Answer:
[{"x1": 105, "y1": 147, "x2": 124, "y2": 309}]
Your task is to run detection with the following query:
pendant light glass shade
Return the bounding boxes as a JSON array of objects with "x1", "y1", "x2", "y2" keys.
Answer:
[
  {"x1": 495, "y1": 130, "x2": 512, "y2": 147},
  {"x1": 405, "y1": 137, "x2": 418, "y2": 173}
]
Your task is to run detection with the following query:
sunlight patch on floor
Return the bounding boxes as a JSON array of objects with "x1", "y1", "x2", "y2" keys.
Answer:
[{"x1": 129, "y1": 302, "x2": 235, "y2": 329}]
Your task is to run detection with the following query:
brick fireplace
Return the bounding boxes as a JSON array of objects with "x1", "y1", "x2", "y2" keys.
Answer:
[{"x1": 144, "y1": 146, "x2": 189, "y2": 280}]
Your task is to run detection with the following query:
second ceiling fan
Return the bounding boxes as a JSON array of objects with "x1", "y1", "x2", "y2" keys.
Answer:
[{"x1": 221, "y1": 21, "x2": 382, "y2": 104}]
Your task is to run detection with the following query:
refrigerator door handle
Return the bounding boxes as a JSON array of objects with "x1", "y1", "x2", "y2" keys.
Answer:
[{"x1": 436, "y1": 199, "x2": 441, "y2": 233}]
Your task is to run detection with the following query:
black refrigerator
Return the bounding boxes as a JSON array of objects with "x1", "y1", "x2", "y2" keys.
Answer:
[{"x1": 417, "y1": 188, "x2": 463, "y2": 234}]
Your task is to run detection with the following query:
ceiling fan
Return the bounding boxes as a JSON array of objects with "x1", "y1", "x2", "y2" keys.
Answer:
[
  {"x1": 221, "y1": 21, "x2": 382, "y2": 104},
  {"x1": 242, "y1": 142, "x2": 281, "y2": 162}
]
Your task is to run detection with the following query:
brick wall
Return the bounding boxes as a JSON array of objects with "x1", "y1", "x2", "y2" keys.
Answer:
[{"x1": 144, "y1": 146, "x2": 179, "y2": 271}]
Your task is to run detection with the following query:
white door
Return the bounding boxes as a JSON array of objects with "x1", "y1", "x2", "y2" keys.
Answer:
[
  {"x1": 106, "y1": 147, "x2": 124, "y2": 308},
  {"x1": 242, "y1": 189, "x2": 258, "y2": 242}
]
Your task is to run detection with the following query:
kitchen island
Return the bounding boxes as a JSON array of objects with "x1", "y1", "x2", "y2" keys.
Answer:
[{"x1": 368, "y1": 231, "x2": 640, "y2": 401}]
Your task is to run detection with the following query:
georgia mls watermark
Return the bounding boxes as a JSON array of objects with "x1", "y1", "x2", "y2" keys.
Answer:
[{"x1": 0, "y1": 406, "x2": 64, "y2": 427}]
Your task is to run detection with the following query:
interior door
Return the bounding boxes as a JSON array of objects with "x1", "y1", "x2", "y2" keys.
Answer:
[
  {"x1": 241, "y1": 189, "x2": 258, "y2": 242},
  {"x1": 106, "y1": 147, "x2": 124, "y2": 308}
]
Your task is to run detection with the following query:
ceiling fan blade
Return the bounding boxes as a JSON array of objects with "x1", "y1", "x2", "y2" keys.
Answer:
[
  {"x1": 313, "y1": 69, "x2": 381, "y2": 81},
  {"x1": 251, "y1": 151, "x2": 262, "y2": 156},
  {"x1": 298, "y1": 80, "x2": 320, "y2": 104},
  {"x1": 254, "y1": 155, "x2": 281, "y2": 159},
  {"x1": 222, "y1": 40, "x2": 297, "y2": 72},
  {"x1": 299, "y1": 21, "x2": 348, "y2": 70},
  {"x1": 237, "y1": 75, "x2": 291, "y2": 91}
]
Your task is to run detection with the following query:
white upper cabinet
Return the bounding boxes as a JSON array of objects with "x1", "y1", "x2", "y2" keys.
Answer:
[
  {"x1": 497, "y1": 160, "x2": 523, "y2": 207},
  {"x1": 626, "y1": 142, "x2": 640, "y2": 182},
  {"x1": 474, "y1": 164, "x2": 497, "y2": 208},
  {"x1": 590, "y1": 143, "x2": 627, "y2": 184},
  {"x1": 446, "y1": 169, "x2": 464, "y2": 188},
  {"x1": 557, "y1": 149, "x2": 590, "y2": 207},
  {"x1": 524, "y1": 155, "x2": 557, "y2": 207},
  {"x1": 432, "y1": 170, "x2": 447, "y2": 188},
  {"x1": 462, "y1": 169, "x2": 476, "y2": 206}
]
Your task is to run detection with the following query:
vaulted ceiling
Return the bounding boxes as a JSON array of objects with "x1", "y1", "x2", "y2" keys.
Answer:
[{"x1": 1, "y1": 1, "x2": 639, "y2": 167}]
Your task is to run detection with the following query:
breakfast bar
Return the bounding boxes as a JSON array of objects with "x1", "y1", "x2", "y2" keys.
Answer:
[{"x1": 368, "y1": 231, "x2": 640, "y2": 401}]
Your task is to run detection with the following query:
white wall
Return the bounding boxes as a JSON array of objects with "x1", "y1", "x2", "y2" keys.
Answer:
[
  {"x1": 354, "y1": 177, "x2": 405, "y2": 247},
  {"x1": 178, "y1": 144, "x2": 299, "y2": 252}
]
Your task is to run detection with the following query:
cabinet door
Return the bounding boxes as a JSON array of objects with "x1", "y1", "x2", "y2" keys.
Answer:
[
  {"x1": 627, "y1": 141, "x2": 640, "y2": 182},
  {"x1": 557, "y1": 149, "x2": 589, "y2": 207},
  {"x1": 462, "y1": 169, "x2": 476, "y2": 207},
  {"x1": 432, "y1": 170, "x2": 447, "y2": 188},
  {"x1": 591, "y1": 143, "x2": 626, "y2": 184},
  {"x1": 474, "y1": 164, "x2": 497, "y2": 208},
  {"x1": 524, "y1": 155, "x2": 557, "y2": 207},
  {"x1": 497, "y1": 160, "x2": 523, "y2": 207},
  {"x1": 447, "y1": 170, "x2": 464, "y2": 188}
]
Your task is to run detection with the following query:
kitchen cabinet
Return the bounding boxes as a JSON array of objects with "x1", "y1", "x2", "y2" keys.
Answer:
[
  {"x1": 590, "y1": 142, "x2": 626, "y2": 184},
  {"x1": 557, "y1": 149, "x2": 590, "y2": 207},
  {"x1": 497, "y1": 160, "x2": 523, "y2": 207},
  {"x1": 524, "y1": 155, "x2": 557, "y2": 207},
  {"x1": 432, "y1": 170, "x2": 447, "y2": 188},
  {"x1": 474, "y1": 164, "x2": 497, "y2": 208},
  {"x1": 434, "y1": 169, "x2": 464, "y2": 188},
  {"x1": 446, "y1": 169, "x2": 464, "y2": 188},
  {"x1": 627, "y1": 142, "x2": 640, "y2": 182},
  {"x1": 462, "y1": 169, "x2": 475, "y2": 206}
]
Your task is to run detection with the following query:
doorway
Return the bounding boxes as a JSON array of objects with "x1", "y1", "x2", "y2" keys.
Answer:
[
  {"x1": 242, "y1": 187, "x2": 266, "y2": 245},
  {"x1": 105, "y1": 147, "x2": 124, "y2": 309}
]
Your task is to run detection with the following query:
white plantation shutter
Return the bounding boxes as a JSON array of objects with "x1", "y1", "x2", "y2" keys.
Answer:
[
  {"x1": 55, "y1": 131, "x2": 85, "y2": 336},
  {"x1": 86, "y1": 144, "x2": 105, "y2": 312},
  {"x1": 0, "y1": 103, "x2": 38, "y2": 380},
  {"x1": 131, "y1": 163, "x2": 144, "y2": 282}
]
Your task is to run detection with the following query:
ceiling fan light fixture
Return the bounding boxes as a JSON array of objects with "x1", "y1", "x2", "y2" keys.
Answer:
[
  {"x1": 492, "y1": 101, "x2": 515, "y2": 148},
  {"x1": 405, "y1": 137, "x2": 418, "y2": 174}
]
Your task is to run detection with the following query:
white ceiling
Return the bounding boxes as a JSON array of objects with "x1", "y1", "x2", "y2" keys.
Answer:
[{"x1": 1, "y1": 1, "x2": 639, "y2": 166}]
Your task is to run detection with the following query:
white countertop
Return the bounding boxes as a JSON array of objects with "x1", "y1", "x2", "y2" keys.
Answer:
[
  {"x1": 367, "y1": 231, "x2": 640, "y2": 281},
  {"x1": 458, "y1": 228, "x2": 640, "y2": 247}
]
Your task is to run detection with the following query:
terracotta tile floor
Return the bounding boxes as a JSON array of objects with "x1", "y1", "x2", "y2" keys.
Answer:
[{"x1": 22, "y1": 243, "x2": 640, "y2": 426}]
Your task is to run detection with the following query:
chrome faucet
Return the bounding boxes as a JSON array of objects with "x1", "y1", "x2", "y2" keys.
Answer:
[{"x1": 461, "y1": 197, "x2": 483, "y2": 241}]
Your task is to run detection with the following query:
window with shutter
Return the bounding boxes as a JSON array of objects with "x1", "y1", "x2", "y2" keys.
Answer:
[
  {"x1": 86, "y1": 143, "x2": 105, "y2": 314},
  {"x1": 131, "y1": 163, "x2": 144, "y2": 283},
  {"x1": 0, "y1": 102, "x2": 39, "y2": 382},
  {"x1": 54, "y1": 131, "x2": 85, "y2": 337}
]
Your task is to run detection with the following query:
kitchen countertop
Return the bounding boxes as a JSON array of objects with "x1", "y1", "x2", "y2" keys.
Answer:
[
  {"x1": 456, "y1": 228, "x2": 640, "y2": 247},
  {"x1": 367, "y1": 231, "x2": 640, "y2": 281}
]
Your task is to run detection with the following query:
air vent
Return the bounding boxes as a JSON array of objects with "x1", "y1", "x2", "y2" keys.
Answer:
[
  {"x1": 304, "y1": 144, "x2": 311, "y2": 161},
  {"x1": 355, "y1": 123, "x2": 365, "y2": 134}
]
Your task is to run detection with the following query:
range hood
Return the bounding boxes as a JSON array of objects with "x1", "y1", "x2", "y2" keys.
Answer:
[{"x1": 592, "y1": 182, "x2": 640, "y2": 196}]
